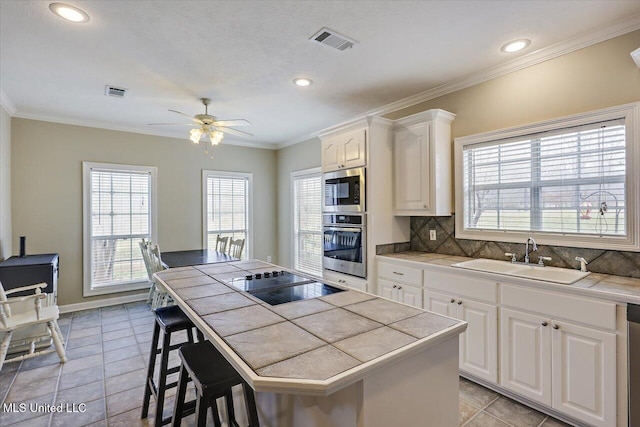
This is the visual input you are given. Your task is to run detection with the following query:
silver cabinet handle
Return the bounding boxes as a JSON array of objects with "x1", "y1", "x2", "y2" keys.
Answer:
[
  {"x1": 392, "y1": 285, "x2": 397, "y2": 288},
  {"x1": 450, "y1": 299, "x2": 455, "y2": 303},
  {"x1": 423, "y1": 204, "x2": 427, "y2": 208},
  {"x1": 393, "y1": 271, "x2": 404, "y2": 276},
  {"x1": 541, "y1": 321, "x2": 548, "y2": 327},
  {"x1": 552, "y1": 324, "x2": 559, "y2": 330},
  {"x1": 457, "y1": 300, "x2": 463, "y2": 305},
  {"x1": 398, "y1": 286, "x2": 402, "y2": 290}
]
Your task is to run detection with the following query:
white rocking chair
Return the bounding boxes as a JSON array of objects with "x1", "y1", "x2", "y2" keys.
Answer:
[{"x1": 0, "y1": 281, "x2": 67, "y2": 371}]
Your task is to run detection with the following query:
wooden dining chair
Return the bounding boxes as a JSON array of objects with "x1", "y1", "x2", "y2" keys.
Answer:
[
  {"x1": 228, "y1": 238, "x2": 245, "y2": 259},
  {"x1": 0, "y1": 281, "x2": 67, "y2": 371},
  {"x1": 215, "y1": 234, "x2": 229, "y2": 253}
]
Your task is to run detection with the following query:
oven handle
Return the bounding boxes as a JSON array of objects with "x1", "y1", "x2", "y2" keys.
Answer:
[{"x1": 323, "y1": 226, "x2": 364, "y2": 232}]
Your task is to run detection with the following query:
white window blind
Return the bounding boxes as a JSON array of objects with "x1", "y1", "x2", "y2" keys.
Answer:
[
  {"x1": 293, "y1": 170, "x2": 323, "y2": 276},
  {"x1": 205, "y1": 172, "x2": 250, "y2": 259},
  {"x1": 463, "y1": 119, "x2": 626, "y2": 237},
  {"x1": 83, "y1": 163, "x2": 156, "y2": 295}
]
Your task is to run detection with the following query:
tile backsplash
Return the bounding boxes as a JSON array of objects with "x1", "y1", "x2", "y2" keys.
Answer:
[{"x1": 378, "y1": 215, "x2": 640, "y2": 279}]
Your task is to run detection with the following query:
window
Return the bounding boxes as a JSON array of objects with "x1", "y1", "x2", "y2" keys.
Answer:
[
  {"x1": 455, "y1": 103, "x2": 640, "y2": 251},
  {"x1": 82, "y1": 162, "x2": 157, "y2": 296},
  {"x1": 203, "y1": 171, "x2": 252, "y2": 259},
  {"x1": 292, "y1": 168, "x2": 323, "y2": 276}
]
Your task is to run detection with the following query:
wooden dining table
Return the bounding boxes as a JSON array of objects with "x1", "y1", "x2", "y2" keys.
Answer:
[{"x1": 160, "y1": 249, "x2": 238, "y2": 268}]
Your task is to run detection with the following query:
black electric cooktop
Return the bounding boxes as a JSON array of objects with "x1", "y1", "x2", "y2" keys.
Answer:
[{"x1": 228, "y1": 271, "x2": 345, "y2": 305}]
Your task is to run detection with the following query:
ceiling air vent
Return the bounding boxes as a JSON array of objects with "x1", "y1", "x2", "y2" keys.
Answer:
[
  {"x1": 104, "y1": 85, "x2": 127, "y2": 98},
  {"x1": 310, "y1": 27, "x2": 357, "y2": 51}
]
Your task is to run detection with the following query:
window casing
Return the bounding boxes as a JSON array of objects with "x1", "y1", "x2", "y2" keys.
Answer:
[
  {"x1": 292, "y1": 168, "x2": 323, "y2": 276},
  {"x1": 454, "y1": 103, "x2": 640, "y2": 251},
  {"x1": 82, "y1": 162, "x2": 157, "y2": 296},
  {"x1": 202, "y1": 171, "x2": 252, "y2": 259}
]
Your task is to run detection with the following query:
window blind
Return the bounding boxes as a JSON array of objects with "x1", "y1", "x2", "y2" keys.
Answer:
[
  {"x1": 206, "y1": 174, "x2": 249, "y2": 259},
  {"x1": 293, "y1": 173, "x2": 323, "y2": 276},
  {"x1": 463, "y1": 119, "x2": 626, "y2": 237},
  {"x1": 90, "y1": 169, "x2": 151, "y2": 287}
]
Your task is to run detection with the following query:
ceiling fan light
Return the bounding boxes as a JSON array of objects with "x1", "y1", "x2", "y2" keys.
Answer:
[
  {"x1": 189, "y1": 128, "x2": 203, "y2": 143},
  {"x1": 210, "y1": 130, "x2": 224, "y2": 145}
]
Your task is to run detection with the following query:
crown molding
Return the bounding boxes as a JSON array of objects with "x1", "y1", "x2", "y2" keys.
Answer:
[
  {"x1": 276, "y1": 14, "x2": 640, "y2": 150},
  {"x1": 0, "y1": 89, "x2": 16, "y2": 116},
  {"x1": 12, "y1": 111, "x2": 279, "y2": 150}
]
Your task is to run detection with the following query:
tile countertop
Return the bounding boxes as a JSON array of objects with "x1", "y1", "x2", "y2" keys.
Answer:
[
  {"x1": 378, "y1": 251, "x2": 640, "y2": 305},
  {"x1": 154, "y1": 259, "x2": 467, "y2": 396}
]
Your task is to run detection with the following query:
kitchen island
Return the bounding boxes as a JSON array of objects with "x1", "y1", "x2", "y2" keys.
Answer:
[{"x1": 154, "y1": 260, "x2": 467, "y2": 427}]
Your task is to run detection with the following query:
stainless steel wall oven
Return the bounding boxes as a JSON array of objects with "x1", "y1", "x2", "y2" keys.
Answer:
[{"x1": 322, "y1": 214, "x2": 366, "y2": 278}]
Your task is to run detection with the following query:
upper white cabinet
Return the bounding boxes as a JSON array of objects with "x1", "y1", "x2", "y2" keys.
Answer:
[
  {"x1": 393, "y1": 109, "x2": 455, "y2": 216},
  {"x1": 321, "y1": 127, "x2": 366, "y2": 172}
]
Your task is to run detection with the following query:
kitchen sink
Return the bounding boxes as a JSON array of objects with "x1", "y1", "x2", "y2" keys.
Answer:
[{"x1": 452, "y1": 258, "x2": 590, "y2": 284}]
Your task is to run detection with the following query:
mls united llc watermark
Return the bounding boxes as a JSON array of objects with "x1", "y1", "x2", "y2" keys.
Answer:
[{"x1": 2, "y1": 402, "x2": 87, "y2": 413}]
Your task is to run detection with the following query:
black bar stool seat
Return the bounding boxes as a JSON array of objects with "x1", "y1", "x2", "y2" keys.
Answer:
[
  {"x1": 173, "y1": 341, "x2": 259, "y2": 427},
  {"x1": 142, "y1": 305, "x2": 202, "y2": 426}
]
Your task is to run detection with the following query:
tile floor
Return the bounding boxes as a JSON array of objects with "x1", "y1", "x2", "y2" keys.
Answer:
[{"x1": 0, "y1": 302, "x2": 574, "y2": 427}]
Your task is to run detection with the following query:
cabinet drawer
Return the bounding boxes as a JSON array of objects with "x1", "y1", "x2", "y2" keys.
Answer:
[
  {"x1": 378, "y1": 262, "x2": 422, "y2": 285},
  {"x1": 501, "y1": 285, "x2": 616, "y2": 331},
  {"x1": 424, "y1": 269, "x2": 497, "y2": 303}
]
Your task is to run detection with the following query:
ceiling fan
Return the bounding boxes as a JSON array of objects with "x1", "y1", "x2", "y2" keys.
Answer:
[{"x1": 149, "y1": 98, "x2": 253, "y2": 145}]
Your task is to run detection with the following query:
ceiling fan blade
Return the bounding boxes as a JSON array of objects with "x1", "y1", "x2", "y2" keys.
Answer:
[
  {"x1": 168, "y1": 109, "x2": 203, "y2": 124},
  {"x1": 148, "y1": 122, "x2": 197, "y2": 126},
  {"x1": 217, "y1": 126, "x2": 254, "y2": 137},
  {"x1": 212, "y1": 119, "x2": 252, "y2": 127}
]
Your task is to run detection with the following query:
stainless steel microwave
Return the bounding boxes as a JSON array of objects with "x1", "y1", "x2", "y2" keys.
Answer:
[{"x1": 322, "y1": 167, "x2": 365, "y2": 213}]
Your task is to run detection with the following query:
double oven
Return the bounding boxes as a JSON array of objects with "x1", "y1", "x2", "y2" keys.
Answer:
[{"x1": 322, "y1": 167, "x2": 366, "y2": 278}]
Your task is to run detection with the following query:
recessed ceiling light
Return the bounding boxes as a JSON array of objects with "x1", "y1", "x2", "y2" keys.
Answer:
[
  {"x1": 501, "y1": 39, "x2": 530, "y2": 53},
  {"x1": 49, "y1": 3, "x2": 90, "y2": 23},
  {"x1": 293, "y1": 78, "x2": 313, "y2": 87}
]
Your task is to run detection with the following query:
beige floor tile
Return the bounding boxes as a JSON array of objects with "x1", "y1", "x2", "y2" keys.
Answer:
[
  {"x1": 460, "y1": 399, "x2": 480, "y2": 425},
  {"x1": 484, "y1": 396, "x2": 546, "y2": 427},
  {"x1": 464, "y1": 411, "x2": 511, "y2": 426},
  {"x1": 459, "y1": 378, "x2": 499, "y2": 409}
]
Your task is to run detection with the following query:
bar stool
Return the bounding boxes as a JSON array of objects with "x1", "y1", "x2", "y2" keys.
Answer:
[
  {"x1": 172, "y1": 341, "x2": 259, "y2": 427},
  {"x1": 142, "y1": 305, "x2": 203, "y2": 426}
]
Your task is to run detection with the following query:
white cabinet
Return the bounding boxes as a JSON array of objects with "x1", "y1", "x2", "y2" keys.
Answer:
[
  {"x1": 321, "y1": 127, "x2": 366, "y2": 172},
  {"x1": 377, "y1": 261, "x2": 423, "y2": 309},
  {"x1": 378, "y1": 278, "x2": 422, "y2": 308},
  {"x1": 323, "y1": 270, "x2": 367, "y2": 292},
  {"x1": 393, "y1": 109, "x2": 455, "y2": 216},
  {"x1": 500, "y1": 286, "x2": 617, "y2": 427},
  {"x1": 424, "y1": 288, "x2": 498, "y2": 383}
]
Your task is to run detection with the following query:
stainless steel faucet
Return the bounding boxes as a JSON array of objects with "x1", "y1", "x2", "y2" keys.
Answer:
[{"x1": 524, "y1": 237, "x2": 538, "y2": 264}]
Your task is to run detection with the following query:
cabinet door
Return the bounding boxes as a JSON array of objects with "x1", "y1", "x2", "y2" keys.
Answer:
[
  {"x1": 398, "y1": 284, "x2": 422, "y2": 309},
  {"x1": 342, "y1": 128, "x2": 366, "y2": 169},
  {"x1": 424, "y1": 289, "x2": 456, "y2": 318},
  {"x1": 322, "y1": 136, "x2": 342, "y2": 171},
  {"x1": 551, "y1": 321, "x2": 616, "y2": 427},
  {"x1": 394, "y1": 123, "x2": 430, "y2": 211},
  {"x1": 457, "y1": 298, "x2": 498, "y2": 383},
  {"x1": 500, "y1": 308, "x2": 552, "y2": 405},
  {"x1": 378, "y1": 278, "x2": 398, "y2": 302}
]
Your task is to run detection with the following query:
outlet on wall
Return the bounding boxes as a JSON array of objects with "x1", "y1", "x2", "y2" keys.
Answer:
[
  {"x1": 429, "y1": 230, "x2": 437, "y2": 241},
  {"x1": 267, "y1": 256, "x2": 272, "y2": 262}
]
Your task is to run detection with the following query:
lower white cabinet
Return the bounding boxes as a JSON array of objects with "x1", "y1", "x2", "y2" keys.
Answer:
[
  {"x1": 323, "y1": 270, "x2": 367, "y2": 292},
  {"x1": 501, "y1": 306, "x2": 616, "y2": 427},
  {"x1": 425, "y1": 289, "x2": 497, "y2": 383},
  {"x1": 379, "y1": 278, "x2": 422, "y2": 308}
]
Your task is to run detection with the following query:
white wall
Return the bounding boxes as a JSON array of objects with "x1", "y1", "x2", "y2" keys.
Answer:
[
  {"x1": 11, "y1": 119, "x2": 277, "y2": 305},
  {"x1": 276, "y1": 138, "x2": 321, "y2": 268},
  {"x1": 0, "y1": 106, "x2": 11, "y2": 260}
]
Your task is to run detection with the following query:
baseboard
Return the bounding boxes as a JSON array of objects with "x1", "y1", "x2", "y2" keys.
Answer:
[{"x1": 59, "y1": 293, "x2": 148, "y2": 314}]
